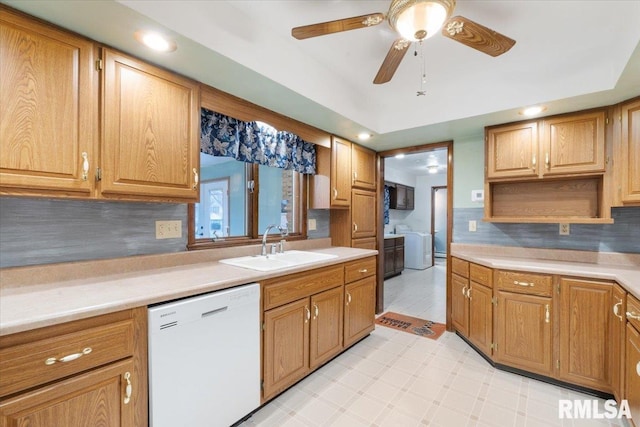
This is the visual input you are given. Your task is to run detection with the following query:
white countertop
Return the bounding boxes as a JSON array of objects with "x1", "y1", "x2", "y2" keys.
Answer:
[
  {"x1": 451, "y1": 245, "x2": 640, "y2": 299},
  {"x1": 0, "y1": 244, "x2": 377, "y2": 336}
]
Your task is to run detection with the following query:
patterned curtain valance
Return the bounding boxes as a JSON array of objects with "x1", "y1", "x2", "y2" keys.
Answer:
[{"x1": 200, "y1": 108, "x2": 316, "y2": 174}]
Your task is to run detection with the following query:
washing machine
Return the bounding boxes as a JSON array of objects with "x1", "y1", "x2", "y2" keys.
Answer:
[{"x1": 395, "y1": 224, "x2": 433, "y2": 270}]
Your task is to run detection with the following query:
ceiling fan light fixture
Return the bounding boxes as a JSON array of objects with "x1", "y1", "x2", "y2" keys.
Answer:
[
  {"x1": 520, "y1": 105, "x2": 547, "y2": 116},
  {"x1": 134, "y1": 30, "x2": 177, "y2": 52},
  {"x1": 388, "y1": 0, "x2": 456, "y2": 42},
  {"x1": 427, "y1": 164, "x2": 439, "y2": 174}
]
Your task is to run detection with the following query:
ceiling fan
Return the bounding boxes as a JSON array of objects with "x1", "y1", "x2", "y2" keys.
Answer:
[{"x1": 291, "y1": 0, "x2": 515, "y2": 84}]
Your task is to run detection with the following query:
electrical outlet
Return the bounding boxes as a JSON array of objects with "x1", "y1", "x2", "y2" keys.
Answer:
[
  {"x1": 156, "y1": 220, "x2": 182, "y2": 239},
  {"x1": 469, "y1": 220, "x2": 477, "y2": 232},
  {"x1": 308, "y1": 218, "x2": 317, "y2": 231},
  {"x1": 559, "y1": 223, "x2": 570, "y2": 235}
]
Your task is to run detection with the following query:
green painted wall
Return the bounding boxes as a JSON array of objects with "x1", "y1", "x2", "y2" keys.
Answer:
[{"x1": 453, "y1": 136, "x2": 485, "y2": 209}]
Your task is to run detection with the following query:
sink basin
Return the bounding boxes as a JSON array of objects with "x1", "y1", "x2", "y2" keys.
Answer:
[{"x1": 219, "y1": 250, "x2": 338, "y2": 272}]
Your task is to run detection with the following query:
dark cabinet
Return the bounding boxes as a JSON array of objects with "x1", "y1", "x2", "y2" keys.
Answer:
[
  {"x1": 386, "y1": 182, "x2": 415, "y2": 210},
  {"x1": 383, "y1": 236, "x2": 404, "y2": 278}
]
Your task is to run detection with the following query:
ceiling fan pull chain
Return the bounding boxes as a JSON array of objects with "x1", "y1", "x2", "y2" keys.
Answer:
[{"x1": 417, "y1": 40, "x2": 427, "y2": 96}]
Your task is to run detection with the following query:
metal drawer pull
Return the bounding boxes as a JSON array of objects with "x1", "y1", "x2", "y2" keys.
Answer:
[
  {"x1": 627, "y1": 311, "x2": 640, "y2": 321},
  {"x1": 545, "y1": 305, "x2": 550, "y2": 323},
  {"x1": 123, "y1": 371, "x2": 132, "y2": 404},
  {"x1": 358, "y1": 269, "x2": 368, "y2": 273},
  {"x1": 513, "y1": 280, "x2": 534, "y2": 287},
  {"x1": 81, "y1": 152, "x2": 89, "y2": 181},
  {"x1": 613, "y1": 302, "x2": 623, "y2": 321},
  {"x1": 45, "y1": 347, "x2": 92, "y2": 365}
]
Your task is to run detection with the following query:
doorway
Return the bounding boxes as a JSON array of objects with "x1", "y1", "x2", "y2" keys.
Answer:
[{"x1": 431, "y1": 186, "x2": 447, "y2": 260}]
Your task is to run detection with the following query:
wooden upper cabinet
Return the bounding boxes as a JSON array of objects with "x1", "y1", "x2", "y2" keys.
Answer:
[
  {"x1": 351, "y1": 143, "x2": 376, "y2": 190},
  {"x1": 0, "y1": 7, "x2": 98, "y2": 197},
  {"x1": 486, "y1": 121, "x2": 538, "y2": 180},
  {"x1": 351, "y1": 189, "x2": 376, "y2": 239},
  {"x1": 330, "y1": 137, "x2": 351, "y2": 207},
  {"x1": 620, "y1": 98, "x2": 640, "y2": 204},
  {"x1": 101, "y1": 48, "x2": 200, "y2": 202},
  {"x1": 541, "y1": 110, "x2": 606, "y2": 176}
]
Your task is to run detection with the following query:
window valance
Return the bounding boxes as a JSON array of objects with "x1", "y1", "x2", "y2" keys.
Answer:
[{"x1": 201, "y1": 108, "x2": 316, "y2": 174}]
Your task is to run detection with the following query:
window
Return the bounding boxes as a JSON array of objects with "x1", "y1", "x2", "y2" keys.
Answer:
[{"x1": 188, "y1": 153, "x2": 305, "y2": 248}]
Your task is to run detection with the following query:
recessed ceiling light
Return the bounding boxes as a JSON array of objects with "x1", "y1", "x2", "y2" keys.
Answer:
[
  {"x1": 520, "y1": 105, "x2": 546, "y2": 116},
  {"x1": 134, "y1": 30, "x2": 177, "y2": 52},
  {"x1": 357, "y1": 132, "x2": 372, "y2": 141},
  {"x1": 395, "y1": 154, "x2": 405, "y2": 159}
]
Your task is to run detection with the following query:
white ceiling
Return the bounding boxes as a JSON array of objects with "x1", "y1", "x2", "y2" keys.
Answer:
[{"x1": 6, "y1": 0, "x2": 640, "y2": 152}]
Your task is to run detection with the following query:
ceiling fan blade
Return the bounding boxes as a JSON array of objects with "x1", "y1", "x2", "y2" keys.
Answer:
[
  {"x1": 292, "y1": 13, "x2": 385, "y2": 40},
  {"x1": 373, "y1": 39, "x2": 411, "y2": 85},
  {"x1": 442, "y1": 16, "x2": 515, "y2": 57}
]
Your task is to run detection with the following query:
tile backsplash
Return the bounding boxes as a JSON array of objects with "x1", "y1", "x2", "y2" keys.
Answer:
[{"x1": 453, "y1": 207, "x2": 640, "y2": 254}]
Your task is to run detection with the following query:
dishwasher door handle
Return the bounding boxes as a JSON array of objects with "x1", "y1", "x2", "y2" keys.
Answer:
[{"x1": 202, "y1": 306, "x2": 228, "y2": 318}]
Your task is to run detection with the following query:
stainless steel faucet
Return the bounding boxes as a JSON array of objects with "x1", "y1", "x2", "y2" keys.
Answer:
[{"x1": 261, "y1": 224, "x2": 279, "y2": 256}]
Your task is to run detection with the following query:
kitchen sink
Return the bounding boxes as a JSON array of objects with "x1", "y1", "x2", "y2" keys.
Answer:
[{"x1": 219, "y1": 250, "x2": 338, "y2": 272}]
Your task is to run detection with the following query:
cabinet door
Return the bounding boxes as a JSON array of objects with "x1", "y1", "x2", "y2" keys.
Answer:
[
  {"x1": 620, "y1": 98, "x2": 640, "y2": 203},
  {"x1": 558, "y1": 278, "x2": 614, "y2": 392},
  {"x1": 486, "y1": 121, "x2": 538, "y2": 179},
  {"x1": 351, "y1": 189, "x2": 376, "y2": 238},
  {"x1": 495, "y1": 291, "x2": 552, "y2": 376},
  {"x1": 263, "y1": 299, "x2": 310, "y2": 400},
  {"x1": 0, "y1": 8, "x2": 97, "y2": 197},
  {"x1": 626, "y1": 324, "x2": 640, "y2": 422},
  {"x1": 612, "y1": 285, "x2": 626, "y2": 402},
  {"x1": 351, "y1": 143, "x2": 376, "y2": 190},
  {"x1": 405, "y1": 186, "x2": 415, "y2": 210},
  {"x1": 384, "y1": 246, "x2": 395, "y2": 278},
  {"x1": 0, "y1": 358, "x2": 135, "y2": 427},
  {"x1": 394, "y1": 243, "x2": 404, "y2": 273},
  {"x1": 395, "y1": 185, "x2": 407, "y2": 209},
  {"x1": 330, "y1": 137, "x2": 351, "y2": 207},
  {"x1": 344, "y1": 276, "x2": 375, "y2": 347},
  {"x1": 101, "y1": 49, "x2": 199, "y2": 202},
  {"x1": 541, "y1": 110, "x2": 606, "y2": 176},
  {"x1": 310, "y1": 287, "x2": 344, "y2": 369},
  {"x1": 468, "y1": 283, "x2": 493, "y2": 356},
  {"x1": 451, "y1": 273, "x2": 469, "y2": 337}
]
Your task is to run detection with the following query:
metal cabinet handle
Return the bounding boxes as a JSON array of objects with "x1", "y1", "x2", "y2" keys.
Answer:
[
  {"x1": 627, "y1": 311, "x2": 640, "y2": 321},
  {"x1": 467, "y1": 288, "x2": 472, "y2": 299},
  {"x1": 305, "y1": 306, "x2": 311, "y2": 323},
  {"x1": 346, "y1": 292, "x2": 352, "y2": 306},
  {"x1": 545, "y1": 304, "x2": 550, "y2": 323},
  {"x1": 513, "y1": 280, "x2": 534, "y2": 287},
  {"x1": 613, "y1": 301, "x2": 623, "y2": 321},
  {"x1": 333, "y1": 188, "x2": 338, "y2": 200},
  {"x1": 352, "y1": 171, "x2": 357, "y2": 183},
  {"x1": 192, "y1": 168, "x2": 199, "y2": 189},
  {"x1": 123, "y1": 371, "x2": 132, "y2": 404},
  {"x1": 532, "y1": 154, "x2": 536, "y2": 169},
  {"x1": 358, "y1": 269, "x2": 368, "y2": 273},
  {"x1": 637, "y1": 361, "x2": 640, "y2": 377},
  {"x1": 313, "y1": 303, "x2": 319, "y2": 319},
  {"x1": 81, "y1": 152, "x2": 89, "y2": 181},
  {"x1": 462, "y1": 286, "x2": 468, "y2": 297},
  {"x1": 353, "y1": 223, "x2": 358, "y2": 232},
  {"x1": 545, "y1": 152, "x2": 550, "y2": 169},
  {"x1": 45, "y1": 347, "x2": 92, "y2": 365}
]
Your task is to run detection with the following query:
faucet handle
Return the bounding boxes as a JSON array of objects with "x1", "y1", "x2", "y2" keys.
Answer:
[{"x1": 278, "y1": 226, "x2": 289, "y2": 236}]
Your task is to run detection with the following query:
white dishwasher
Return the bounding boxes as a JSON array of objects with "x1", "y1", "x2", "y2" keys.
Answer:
[{"x1": 148, "y1": 283, "x2": 260, "y2": 427}]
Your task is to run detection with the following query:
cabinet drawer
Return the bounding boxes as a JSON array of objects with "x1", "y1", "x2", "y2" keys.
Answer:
[
  {"x1": 496, "y1": 270, "x2": 553, "y2": 296},
  {"x1": 344, "y1": 257, "x2": 376, "y2": 283},
  {"x1": 0, "y1": 319, "x2": 134, "y2": 397},
  {"x1": 628, "y1": 293, "x2": 640, "y2": 332},
  {"x1": 452, "y1": 257, "x2": 469, "y2": 278},
  {"x1": 263, "y1": 266, "x2": 344, "y2": 310},
  {"x1": 470, "y1": 263, "x2": 493, "y2": 288}
]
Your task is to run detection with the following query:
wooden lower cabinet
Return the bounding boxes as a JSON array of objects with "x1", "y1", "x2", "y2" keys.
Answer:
[
  {"x1": 344, "y1": 276, "x2": 376, "y2": 348},
  {"x1": 494, "y1": 291, "x2": 553, "y2": 376},
  {"x1": 310, "y1": 287, "x2": 344, "y2": 369},
  {"x1": 383, "y1": 236, "x2": 404, "y2": 278},
  {"x1": 451, "y1": 273, "x2": 469, "y2": 337},
  {"x1": 468, "y1": 283, "x2": 493, "y2": 356},
  {"x1": 557, "y1": 278, "x2": 618, "y2": 393},
  {"x1": 626, "y1": 323, "x2": 640, "y2": 424},
  {"x1": 0, "y1": 359, "x2": 135, "y2": 426},
  {"x1": 262, "y1": 298, "x2": 310, "y2": 400}
]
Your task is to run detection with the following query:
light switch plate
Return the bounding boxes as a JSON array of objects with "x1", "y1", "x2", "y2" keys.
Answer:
[{"x1": 156, "y1": 220, "x2": 182, "y2": 239}]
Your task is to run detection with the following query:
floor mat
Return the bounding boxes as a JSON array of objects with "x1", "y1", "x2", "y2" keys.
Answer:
[{"x1": 375, "y1": 312, "x2": 446, "y2": 340}]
